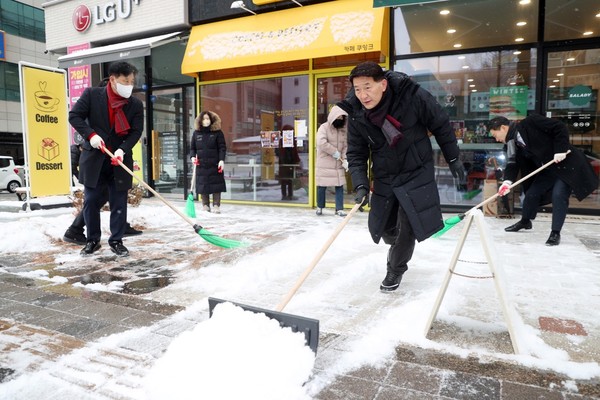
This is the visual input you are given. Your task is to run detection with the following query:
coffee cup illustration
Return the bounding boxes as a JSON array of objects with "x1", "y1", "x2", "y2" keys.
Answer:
[{"x1": 34, "y1": 81, "x2": 60, "y2": 112}]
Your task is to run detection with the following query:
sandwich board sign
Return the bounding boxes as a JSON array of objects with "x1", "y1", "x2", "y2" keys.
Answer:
[{"x1": 19, "y1": 62, "x2": 72, "y2": 198}]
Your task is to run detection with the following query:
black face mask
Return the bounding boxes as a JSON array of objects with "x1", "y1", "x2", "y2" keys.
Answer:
[{"x1": 332, "y1": 117, "x2": 346, "y2": 129}]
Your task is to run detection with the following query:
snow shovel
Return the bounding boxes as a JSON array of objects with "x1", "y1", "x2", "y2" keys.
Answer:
[
  {"x1": 185, "y1": 162, "x2": 197, "y2": 218},
  {"x1": 209, "y1": 201, "x2": 364, "y2": 354},
  {"x1": 433, "y1": 151, "x2": 570, "y2": 238},
  {"x1": 103, "y1": 147, "x2": 246, "y2": 249}
]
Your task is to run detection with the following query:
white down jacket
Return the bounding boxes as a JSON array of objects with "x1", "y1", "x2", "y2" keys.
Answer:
[{"x1": 316, "y1": 105, "x2": 348, "y2": 187}]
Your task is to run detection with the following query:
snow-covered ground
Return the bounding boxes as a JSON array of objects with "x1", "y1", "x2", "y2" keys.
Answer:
[{"x1": 0, "y1": 196, "x2": 599, "y2": 399}]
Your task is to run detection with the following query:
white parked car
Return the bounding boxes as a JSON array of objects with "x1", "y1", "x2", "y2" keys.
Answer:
[{"x1": 0, "y1": 156, "x2": 23, "y2": 193}]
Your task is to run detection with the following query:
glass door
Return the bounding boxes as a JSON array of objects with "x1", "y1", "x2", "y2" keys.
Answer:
[
  {"x1": 151, "y1": 86, "x2": 195, "y2": 198},
  {"x1": 545, "y1": 47, "x2": 600, "y2": 210}
]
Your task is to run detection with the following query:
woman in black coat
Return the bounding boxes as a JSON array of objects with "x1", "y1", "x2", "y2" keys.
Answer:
[{"x1": 189, "y1": 111, "x2": 227, "y2": 213}]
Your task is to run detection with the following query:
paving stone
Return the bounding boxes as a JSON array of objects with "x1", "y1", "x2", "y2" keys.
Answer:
[
  {"x1": 54, "y1": 318, "x2": 111, "y2": 339},
  {"x1": 439, "y1": 371, "x2": 500, "y2": 399},
  {"x1": 501, "y1": 381, "x2": 564, "y2": 399},
  {"x1": 386, "y1": 360, "x2": 444, "y2": 395},
  {"x1": 314, "y1": 374, "x2": 381, "y2": 400}
]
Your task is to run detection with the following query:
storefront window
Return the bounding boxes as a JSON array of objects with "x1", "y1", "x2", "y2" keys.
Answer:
[
  {"x1": 153, "y1": 41, "x2": 195, "y2": 86},
  {"x1": 395, "y1": 49, "x2": 537, "y2": 207},
  {"x1": 394, "y1": 0, "x2": 538, "y2": 55},
  {"x1": 546, "y1": 47, "x2": 600, "y2": 210},
  {"x1": 544, "y1": 1, "x2": 599, "y2": 42},
  {"x1": 200, "y1": 76, "x2": 309, "y2": 203}
]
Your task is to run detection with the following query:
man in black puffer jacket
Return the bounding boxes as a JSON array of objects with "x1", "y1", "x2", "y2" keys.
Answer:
[{"x1": 340, "y1": 61, "x2": 464, "y2": 292}]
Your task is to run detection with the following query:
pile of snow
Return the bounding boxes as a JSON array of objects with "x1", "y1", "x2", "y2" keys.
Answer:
[{"x1": 144, "y1": 302, "x2": 315, "y2": 400}]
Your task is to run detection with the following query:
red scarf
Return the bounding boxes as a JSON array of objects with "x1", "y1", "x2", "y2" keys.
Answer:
[{"x1": 106, "y1": 83, "x2": 130, "y2": 136}]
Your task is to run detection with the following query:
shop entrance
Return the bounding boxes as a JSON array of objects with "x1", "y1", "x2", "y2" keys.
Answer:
[
  {"x1": 314, "y1": 73, "x2": 357, "y2": 208},
  {"x1": 150, "y1": 86, "x2": 195, "y2": 197},
  {"x1": 545, "y1": 46, "x2": 600, "y2": 210}
]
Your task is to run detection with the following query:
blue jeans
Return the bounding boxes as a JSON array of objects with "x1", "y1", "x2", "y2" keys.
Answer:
[
  {"x1": 521, "y1": 170, "x2": 572, "y2": 232},
  {"x1": 316, "y1": 185, "x2": 344, "y2": 211}
]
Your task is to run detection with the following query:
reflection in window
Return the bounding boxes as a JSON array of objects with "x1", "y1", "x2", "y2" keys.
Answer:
[
  {"x1": 200, "y1": 76, "x2": 309, "y2": 203},
  {"x1": 545, "y1": 0, "x2": 599, "y2": 41},
  {"x1": 394, "y1": 0, "x2": 538, "y2": 54},
  {"x1": 395, "y1": 50, "x2": 538, "y2": 207}
]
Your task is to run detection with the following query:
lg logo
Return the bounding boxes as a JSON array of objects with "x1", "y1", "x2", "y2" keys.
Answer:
[
  {"x1": 73, "y1": 5, "x2": 91, "y2": 32},
  {"x1": 72, "y1": 1, "x2": 141, "y2": 33}
]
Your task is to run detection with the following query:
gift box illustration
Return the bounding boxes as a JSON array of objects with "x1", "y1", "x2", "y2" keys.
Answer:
[{"x1": 38, "y1": 137, "x2": 60, "y2": 161}]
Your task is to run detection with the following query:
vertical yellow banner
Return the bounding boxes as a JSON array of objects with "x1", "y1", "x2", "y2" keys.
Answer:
[{"x1": 20, "y1": 63, "x2": 71, "y2": 197}]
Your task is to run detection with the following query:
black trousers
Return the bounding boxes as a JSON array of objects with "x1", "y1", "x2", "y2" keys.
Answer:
[
  {"x1": 521, "y1": 170, "x2": 572, "y2": 232},
  {"x1": 70, "y1": 185, "x2": 109, "y2": 233},
  {"x1": 381, "y1": 202, "x2": 415, "y2": 276},
  {"x1": 83, "y1": 161, "x2": 127, "y2": 242}
]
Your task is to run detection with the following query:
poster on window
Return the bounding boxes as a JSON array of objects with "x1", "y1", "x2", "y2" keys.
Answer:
[
  {"x1": 489, "y1": 86, "x2": 528, "y2": 120},
  {"x1": 260, "y1": 131, "x2": 279, "y2": 148},
  {"x1": 281, "y1": 129, "x2": 294, "y2": 148}
]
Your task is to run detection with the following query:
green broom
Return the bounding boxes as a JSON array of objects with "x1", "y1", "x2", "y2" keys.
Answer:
[
  {"x1": 185, "y1": 163, "x2": 197, "y2": 218},
  {"x1": 433, "y1": 154, "x2": 568, "y2": 238},
  {"x1": 104, "y1": 147, "x2": 247, "y2": 249}
]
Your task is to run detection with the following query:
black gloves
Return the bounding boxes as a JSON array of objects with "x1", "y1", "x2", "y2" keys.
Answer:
[
  {"x1": 448, "y1": 158, "x2": 465, "y2": 182},
  {"x1": 355, "y1": 185, "x2": 369, "y2": 207}
]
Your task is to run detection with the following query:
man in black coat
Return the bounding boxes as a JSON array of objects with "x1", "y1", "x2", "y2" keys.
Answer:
[
  {"x1": 489, "y1": 115, "x2": 598, "y2": 246},
  {"x1": 341, "y1": 61, "x2": 464, "y2": 292},
  {"x1": 69, "y1": 61, "x2": 143, "y2": 257}
]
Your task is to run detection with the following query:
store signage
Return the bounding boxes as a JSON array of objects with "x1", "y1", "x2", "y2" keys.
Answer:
[
  {"x1": 19, "y1": 62, "x2": 71, "y2": 197},
  {"x1": 568, "y1": 85, "x2": 592, "y2": 107},
  {"x1": 72, "y1": 0, "x2": 141, "y2": 33},
  {"x1": 374, "y1": 0, "x2": 448, "y2": 7}
]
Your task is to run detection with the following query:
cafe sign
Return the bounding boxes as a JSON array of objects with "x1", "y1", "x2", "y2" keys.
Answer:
[{"x1": 568, "y1": 85, "x2": 592, "y2": 107}]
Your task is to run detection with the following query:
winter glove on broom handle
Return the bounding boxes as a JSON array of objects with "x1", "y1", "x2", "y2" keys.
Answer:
[
  {"x1": 89, "y1": 134, "x2": 104, "y2": 150},
  {"x1": 191, "y1": 156, "x2": 200, "y2": 166},
  {"x1": 218, "y1": 160, "x2": 224, "y2": 173},
  {"x1": 554, "y1": 152, "x2": 568, "y2": 163},
  {"x1": 111, "y1": 148, "x2": 124, "y2": 166},
  {"x1": 355, "y1": 185, "x2": 369, "y2": 207},
  {"x1": 332, "y1": 150, "x2": 341, "y2": 160},
  {"x1": 498, "y1": 180, "x2": 512, "y2": 196}
]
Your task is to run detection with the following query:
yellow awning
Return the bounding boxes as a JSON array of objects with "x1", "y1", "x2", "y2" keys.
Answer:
[{"x1": 182, "y1": 0, "x2": 388, "y2": 75}]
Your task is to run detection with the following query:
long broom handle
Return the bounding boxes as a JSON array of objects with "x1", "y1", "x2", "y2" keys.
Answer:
[
  {"x1": 103, "y1": 147, "x2": 196, "y2": 228},
  {"x1": 465, "y1": 150, "x2": 571, "y2": 215},
  {"x1": 189, "y1": 162, "x2": 197, "y2": 193},
  {"x1": 276, "y1": 201, "x2": 363, "y2": 312}
]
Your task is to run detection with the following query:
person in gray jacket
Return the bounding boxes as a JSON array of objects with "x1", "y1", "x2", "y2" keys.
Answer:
[{"x1": 340, "y1": 61, "x2": 464, "y2": 292}]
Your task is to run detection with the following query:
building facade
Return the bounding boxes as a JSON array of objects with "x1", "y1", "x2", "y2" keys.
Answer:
[
  {"x1": 0, "y1": 0, "x2": 58, "y2": 163},
  {"x1": 13, "y1": 0, "x2": 600, "y2": 213}
]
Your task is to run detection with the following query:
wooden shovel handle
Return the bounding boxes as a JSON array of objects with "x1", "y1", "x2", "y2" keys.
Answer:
[{"x1": 276, "y1": 201, "x2": 363, "y2": 311}]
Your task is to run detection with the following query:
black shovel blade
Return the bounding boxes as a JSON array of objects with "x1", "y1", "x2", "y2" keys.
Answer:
[{"x1": 208, "y1": 297, "x2": 319, "y2": 354}]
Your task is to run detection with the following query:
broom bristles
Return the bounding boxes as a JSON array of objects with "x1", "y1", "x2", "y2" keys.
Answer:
[{"x1": 185, "y1": 193, "x2": 196, "y2": 218}]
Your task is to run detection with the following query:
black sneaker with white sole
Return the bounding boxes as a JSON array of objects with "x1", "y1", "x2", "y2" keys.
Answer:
[
  {"x1": 80, "y1": 240, "x2": 101, "y2": 256},
  {"x1": 109, "y1": 240, "x2": 129, "y2": 257},
  {"x1": 380, "y1": 270, "x2": 404, "y2": 292},
  {"x1": 63, "y1": 228, "x2": 86, "y2": 245}
]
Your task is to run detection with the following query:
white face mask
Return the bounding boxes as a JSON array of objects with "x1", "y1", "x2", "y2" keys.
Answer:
[
  {"x1": 202, "y1": 118, "x2": 211, "y2": 127},
  {"x1": 116, "y1": 82, "x2": 134, "y2": 99}
]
